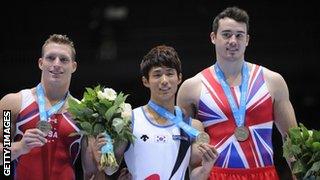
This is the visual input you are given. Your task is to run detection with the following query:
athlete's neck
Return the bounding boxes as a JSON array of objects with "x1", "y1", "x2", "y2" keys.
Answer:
[
  {"x1": 145, "y1": 106, "x2": 170, "y2": 125},
  {"x1": 149, "y1": 98, "x2": 175, "y2": 114},
  {"x1": 216, "y1": 59, "x2": 245, "y2": 78},
  {"x1": 41, "y1": 81, "x2": 69, "y2": 104}
]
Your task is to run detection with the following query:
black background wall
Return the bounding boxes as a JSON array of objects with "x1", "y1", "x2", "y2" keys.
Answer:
[{"x1": 1, "y1": 0, "x2": 319, "y2": 179}]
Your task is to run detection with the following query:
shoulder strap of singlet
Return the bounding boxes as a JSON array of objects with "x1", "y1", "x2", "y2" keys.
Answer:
[{"x1": 169, "y1": 115, "x2": 192, "y2": 179}]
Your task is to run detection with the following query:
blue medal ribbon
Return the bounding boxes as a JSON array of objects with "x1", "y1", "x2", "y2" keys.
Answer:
[
  {"x1": 148, "y1": 100, "x2": 200, "y2": 139},
  {"x1": 214, "y1": 62, "x2": 249, "y2": 127},
  {"x1": 36, "y1": 83, "x2": 68, "y2": 122},
  {"x1": 101, "y1": 132, "x2": 113, "y2": 154}
]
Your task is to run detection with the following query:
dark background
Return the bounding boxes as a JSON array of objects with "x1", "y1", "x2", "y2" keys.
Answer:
[{"x1": 1, "y1": 0, "x2": 319, "y2": 179}]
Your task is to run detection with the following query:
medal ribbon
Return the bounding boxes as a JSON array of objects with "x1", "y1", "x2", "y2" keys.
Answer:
[
  {"x1": 148, "y1": 100, "x2": 200, "y2": 139},
  {"x1": 101, "y1": 132, "x2": 113, "y2": 154},
  {"x1": 214, "y1": 62, "x2": 249, "y2": 127},
  {"x1": 36, "y1": 83, "x2": 68, "y2": 122}
]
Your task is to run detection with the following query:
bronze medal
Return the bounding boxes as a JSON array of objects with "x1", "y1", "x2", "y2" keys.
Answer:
[
  {"x1": 196, "y1": 132, "x2": 210, "y2": 144},
  {"x1": 234, "y1": 126, "x2": 249, "y2": 141},
  {"x1": 37, "y1": 121, "x2": 52, "y2": 134}
]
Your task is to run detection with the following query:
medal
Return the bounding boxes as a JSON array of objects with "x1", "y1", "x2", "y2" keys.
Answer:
[
  {"x1": 196, "y1": 132, "x2": 210, "y2": 144},
  {"x1": 37, "y1": 121, "x2": 52, "y2": 134},
  {"x1": 36, "y1": 83, "x2": 67, "y2": 136},
  {"x1": 214, "y1": 62, "x2": 250, "y2": 142},
  {"x1": 234, "y1": 126, "x2": 249, "y2": 141}
]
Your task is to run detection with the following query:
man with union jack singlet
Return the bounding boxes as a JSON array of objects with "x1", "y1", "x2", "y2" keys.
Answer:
[{"x1": 177, "y1": 6, "x2": 297, "y2": 180}]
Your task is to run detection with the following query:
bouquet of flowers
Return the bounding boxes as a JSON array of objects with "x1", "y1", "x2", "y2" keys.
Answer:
[
  {"x1": 68, "y1": 85, "x2": 135, "y2": 168},
  {"x1": 283, "y1": 123, "x2": 320, "y2": 179}
]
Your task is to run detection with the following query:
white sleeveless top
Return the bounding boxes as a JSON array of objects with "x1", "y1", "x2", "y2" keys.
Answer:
[{"x1": 124, "y1": 107, "x2": 191, "y2": 180}]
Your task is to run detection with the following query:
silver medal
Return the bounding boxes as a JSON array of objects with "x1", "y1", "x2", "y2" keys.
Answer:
[
  {"x1": 234, "y1": 126, "x2": 249, "y2": 141},
  {"x1": 37, "y1": 121, "x2": 52, "y2": 134},
  {"x1": 196, "y1": 132, "x2": 210, "y2": 144}
]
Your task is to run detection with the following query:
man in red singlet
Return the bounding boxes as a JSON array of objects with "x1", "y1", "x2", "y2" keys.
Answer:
[{"x1": 0, "y1": 34, "x2": 98, "y2": 180}]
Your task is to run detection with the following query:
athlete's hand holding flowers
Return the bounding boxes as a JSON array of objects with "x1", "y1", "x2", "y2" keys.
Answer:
[{"x1": 68, "y1": 85, "x2": 135, "y2": 170}]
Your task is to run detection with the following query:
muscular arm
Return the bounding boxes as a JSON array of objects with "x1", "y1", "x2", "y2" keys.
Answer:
[
  {"x1": 265, "y1": 70, "x2": 297, "y2": 137},
  {"x1": 1, "y1": 93, "x2": 21, "y2": 165},
  {"x1": 177, "y1": 76, "x2": 202, "y2": 118},
  {"x1": 0, "y1": 92, "x2": 47, "y2": 165},
  {"x1": 265, "y1": 69, "x2": 297, "y2": 167}
]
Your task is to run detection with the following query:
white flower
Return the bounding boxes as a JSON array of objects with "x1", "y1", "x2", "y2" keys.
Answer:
[
  {"x1": 120, "y1": 103, "x2": 132, "y2": 120},
  {"x1": 97, "y1": 88, "x2": 117, "y2": 101}
]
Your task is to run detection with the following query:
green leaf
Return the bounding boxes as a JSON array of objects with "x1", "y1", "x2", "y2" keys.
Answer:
[
  {"x1": 112, "y1": 118, "x2": 124, "y2": 134},
  {"x1": 306, "y1": 135, "x2": 314, "y2": 148},
  {"x1": 283, "y1": 138, "x2": 295, "y2": 159},
  {"x1": 86, "y1": 87, "x2": 96, "y2": 97},
  {"x1": 124, "y1": 130, "x2": 136, "y2": 143},
  {"x1": 80, "y1": 122, "x2": 93, "y2": 134},
  {"x1": 94, "y1": 85, "x2": 102, "y2": 92},
  {"x1": 84, "y1": 91, "x2": 95, "y2": 102},
  {"x1": 292, "y1": 159, "x2": 305, "y2": 174},
  {"x1": 313, "y1": 130, "x2": 320, "y2": 142},
  {"x1": 304, "y1": 161, "x2": 320, "y2": 179},
  {"x1": 104, "y1": 105, "x2": 117, "y2": 121},
  {"x1": 100, "y1": 99, "x2": 112, "y2": 109},
  {"x1": 114, "y1": 92, "x2": 126, "y2": 107},
  {"x1": 289, "y1": 127, "x2": 303, "y2": 144},
  {"x1": 78, "y1": 109, "x2": 94, "y2": 124},
  {"x1": 311, "y1": 161, "x2": 320, "y2": 172},
  {"x1": 93, "y1": 123, "x2": 105, "y2": 135},
  {"x1": 292, "y1": 144, "x2": 302, "y2": 156},
  {"x1": 312, "y1": 142, "x2": 320, "y2": 152},
  {"x1": 94, "y1": 102, "x2": 107, "y2": 115},
  {"x1": 301, "y1": 124, "x2": 310, "y2": 141},
  {"x1": 308, "y1": 152, "x2": 320, "y2": 165},
  {"x1": 68, "y1": 97, "x2": 81, "y2": 108},
  {"x1": 67, "y1": 98, "x2": 85, "y2": 118}
]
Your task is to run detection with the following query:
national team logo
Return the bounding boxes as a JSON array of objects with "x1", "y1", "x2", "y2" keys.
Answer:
[{"x1": 155, "y1": 135, "x2": 167, "y2": 143}]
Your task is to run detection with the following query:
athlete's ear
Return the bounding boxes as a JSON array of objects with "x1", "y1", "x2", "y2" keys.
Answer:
[
  {"x1": 142, "y1": 76, "x2": 149, "y2": 88},
  {"x1": 38, "y1": 58, "x2": 44, "y2": 70},
  {"x1": 71, "y1": 60, "x2": 77, "y2": 73},
  {"x1": 210, "y1": 32, "x2": 216, "y2": 44},
  {"x1": 178, "y1": 73, "x2": 182, "y2": 85},
  {"x1": 245, "y1": 34, "x2": 250, "y2": 47}
]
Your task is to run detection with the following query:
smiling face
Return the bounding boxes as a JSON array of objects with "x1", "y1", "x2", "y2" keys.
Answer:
[
  {"x1": 143, "y1": 66, "x2": 182, "y2": 104},
  {"x1": 211, "y1": 17, "x2": 249, "y2": 62},
  {"x1": 38, "y1": 42, "x2": 77, "y2": 86}
]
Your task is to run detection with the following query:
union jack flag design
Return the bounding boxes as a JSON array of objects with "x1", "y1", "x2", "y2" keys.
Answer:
[{"x1": 198, "y1": 64, "x2": 274, "y2": 169}]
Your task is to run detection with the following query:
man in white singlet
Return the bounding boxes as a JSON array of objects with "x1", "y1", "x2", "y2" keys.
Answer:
[{"x1": 108, "y1": 45, "x2": 218, "y2": 180}]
